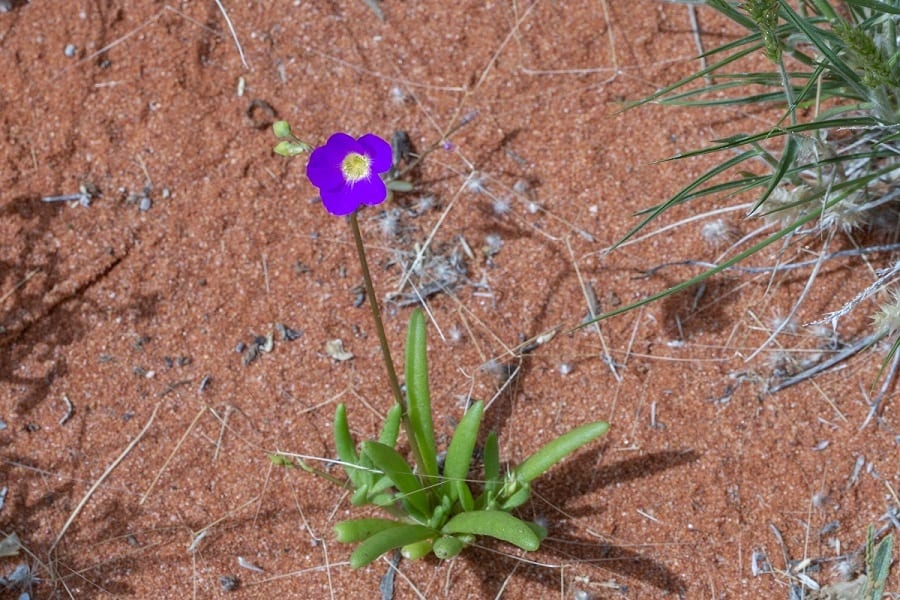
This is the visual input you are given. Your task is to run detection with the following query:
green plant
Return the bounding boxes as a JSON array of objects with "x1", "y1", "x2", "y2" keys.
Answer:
[
  {"x1": 597, "y1": 0, "x2": 900, "y2": 398},
  {"x1": 331, "y1": 309, "x2": 608, "y2": 568},
  {"x1": 270, "y1": 124, "x2": 610, "y2": 568}
]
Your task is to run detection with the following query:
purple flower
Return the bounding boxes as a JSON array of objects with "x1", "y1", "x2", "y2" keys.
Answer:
[{"x1": 306, "y1": 132, "x2": 392, "y2": 216}]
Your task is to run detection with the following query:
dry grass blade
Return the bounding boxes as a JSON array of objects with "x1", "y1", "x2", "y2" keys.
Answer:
[{"x1": 51, "y1": 401, "x2": 161, "y2": 552}]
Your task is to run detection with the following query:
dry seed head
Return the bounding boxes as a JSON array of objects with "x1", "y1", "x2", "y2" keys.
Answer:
[
  {"x1": 820, "y1": 191, "x2": 871, "y2": 233},
  {"x1": 832, "y1": 554, "x2": 862, "y2": 580},
  {"x1": 492, "y1": 195, "x2": 512, "y2": 216},
  {"x1": 760, "y1": 184, "x2": 815, "y2": 228},
  {"x1": 378, "y1": 208, "x2": 403, "y2": 238},
  {"x1": 389, "y1": 86, "x2": 408, "y2": 104},
  {"x1": 481, "y1": 358, "x2": 506, "y2": 381},
  {"x1": 811, "y1": 490, "x2": 829, "y2": 509},
  {"x1": 770, "y1": 315, "x2": 798, "y2": 334},
  {"x1": 700, "y1": 218, "x2": 737, "y2": 248},
  {"x1": 416, "y1": 195, "x2": 436, "y2": 213},
  {"x1": 466, "y1": 172, "x2": 487, "y2": 194},
  {"x1": 448, "y1": 324, "x2": 463, "y2": 344},
  {"x1": 872, "y1": 287, "x2": 900, "y2": 336},
  {"x1": 484, "y1": 233, "x2": 503, "y2": 256},
  {"x1": 767, "y1": 350, "x2": 796, "y2": 376}
]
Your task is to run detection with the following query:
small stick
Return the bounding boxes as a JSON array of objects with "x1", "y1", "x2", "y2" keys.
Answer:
[
  {"x1": 638, "y1": 243, "x2": 900, "y2": 278},
  {"x1": 484, "y1": 362, "x2": 521, "y2": 413},
  {"x1": 0, "y1": 268, "x2": 40, "y2": 305},
  {"x1": 567, "y1": 238, "x2": 620, "y2": 381},
  {"x1": 767, "y1": 331, "x2": 883, "y2": 394},
  {"x1": 213, "y1": 0, "x2": 249, "y2": 69},
  {"x1": 860, "y1": 347, "x2": 900, "y2": 429},
  {"x1": 41, "y1": 193, "x2": 88, "y2": 203},
  {"x1": 769, "y1": 522, "x2": 791, "y2": 577},
  {"x1": 237, "y1": 556, "x2": 264, "y2": 572},
  {"x1": 59, "y1": 395, "x2": 74, "y2": 426},
  {"x1": 687, "y1": 4, "x2": 710, "y2": 85},
  {"x1": 212, "y1": 405, "x2": 231, "y2": 463},
  {"x1": 140, "y1": 405, "x2": 205, "y2": 504},
  {"x1": 51, "y1": 401, "x2": 161, "y2": 551}
]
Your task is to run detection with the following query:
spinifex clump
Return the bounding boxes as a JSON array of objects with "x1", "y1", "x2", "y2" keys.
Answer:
[
  {"x1": 601, "y1": 1, "x2": 900, "y2": 403},
  {"x1": 272, "y1": 123, "x2": 609, "y2": 566}
]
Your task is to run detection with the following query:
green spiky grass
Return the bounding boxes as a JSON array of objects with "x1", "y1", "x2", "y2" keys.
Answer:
[{"x1": 599, "y1": 0, "x2": 900, "y2": 395}]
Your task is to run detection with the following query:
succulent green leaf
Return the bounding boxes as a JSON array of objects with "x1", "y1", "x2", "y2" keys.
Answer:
[
  {"x1": 362, "y1": 441, "x2": 430, "y2": 519},
  {"x1": 350, "y1": 524, "x2": 435, "y2": 569},
  {"x1": 370, "y1": 473, "x2": 395, "y2": 495},
  {"x1": 350, "y1": 484, "x2": 370, "y2": 507},
  {"x1": 433, "y1": 535, "x2": 465, "y2": 560},
  {"x1": 272, "y1": 120, "x2": 293, "y2": 139},
  {"x1": 273, "y1": 140, "x2": 312, "y2": 156},
  {"x1": 456, "y1": 480, "x2": 475, "y2": 512},
  {"x1": 514, "y1": 421, "x2": 609, "y2": 484},
  {"x1": 379, "y1": 403, "x2": 402, "y2": 448},
  {"x1": 334, "y1": 404, "x2": 364, "y2": 488},
  {"x1": 499, "y1": 482, "x2": 531, "y2": 510},
  {"x1": 428, "y1": 503, "x2": 447, "y2": 530},
  {"x1": 387, "y1": 180, "x2": 414, "y2": 192},
  {"x1": 482, "y1": 430, "x2": 500, "y2": 495},
  {"x1": 401, "y1": 538, "x2": 434, "y2": 561},
  {"x1": 334, "y1": 518, "x2": 402, "y2": 543},
  {"x1": 405, "y1": 309, "x2": 439, "y2": 478},
  {"x1": 371, "y1": 494, "x2": 396, "y2": 507},
  {"x1": 441, "y1": 400, "x2": 483, "y2": 500},
  {"x1": 442, "y1": 511, "x2": 541, "y2": 552}
]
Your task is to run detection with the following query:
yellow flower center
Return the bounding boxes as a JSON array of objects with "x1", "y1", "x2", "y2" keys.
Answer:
[{"x1": 340, "y1": 152, "x2": 371, "y2": 183}]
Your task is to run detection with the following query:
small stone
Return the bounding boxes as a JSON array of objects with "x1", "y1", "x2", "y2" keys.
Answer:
[
  {"x1": 324, "y1": 339, "x2": 353, "y2": 361},
  {"x1": 219, "y1": 575, "x2": 239, "y2": 592},
  {"x1": 64, "y1": 43, "x2": 77, "y2": 57}
]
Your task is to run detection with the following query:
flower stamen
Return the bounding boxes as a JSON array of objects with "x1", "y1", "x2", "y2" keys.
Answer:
[{"x1": 341, "y1": 152, "x2": 371, "y2": 183}]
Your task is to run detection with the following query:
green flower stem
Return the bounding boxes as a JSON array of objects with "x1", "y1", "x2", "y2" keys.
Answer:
[{"x1": 348, "y1": 211, "x2": 427, "y2": 476}]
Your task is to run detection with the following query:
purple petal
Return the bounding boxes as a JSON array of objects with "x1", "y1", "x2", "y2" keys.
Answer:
[
  {"x1": 307, "y1": 133, "x2": 360, "y2": 191},
  {"x1": 358, "y1": 133, "x2": 392, "y2": 174},
  {"x1": 306, "y1": 145, "x2": 343, "y2": 191},
  {"x1": 326, "y1": 132, "x2": 357, "y2": 151},
  {"x1": 354, "y1": 175, "x2": 388, "y2": 207},
  {"x1": 320, "y1": 184, "x2": 361, "y2": 216}
]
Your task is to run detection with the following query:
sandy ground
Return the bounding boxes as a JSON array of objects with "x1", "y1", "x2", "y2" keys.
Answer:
[{"x1": 0, "y1": 1, "x2": 897, "y2": 598}]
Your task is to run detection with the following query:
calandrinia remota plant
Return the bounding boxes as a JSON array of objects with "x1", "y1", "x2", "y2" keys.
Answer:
[
  {"x1": 332, "y1": 309, "x2": 609, "y2": 568},
  {"x1": 271, "y1": 123, "x2": 610, "y2": 567}
]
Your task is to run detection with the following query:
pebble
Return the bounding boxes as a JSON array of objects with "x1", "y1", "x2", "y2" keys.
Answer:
[
  {"x1": 64, "y1": 43, "x2": 76, "y2": 58},
  {"x1": 219, "y1": 575, "x2": 239, "y2": 592}
]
